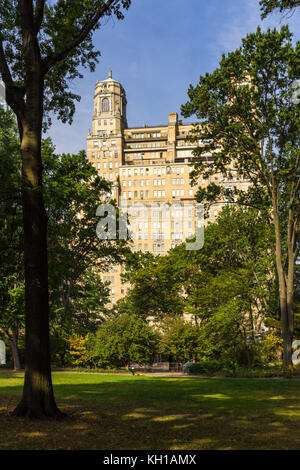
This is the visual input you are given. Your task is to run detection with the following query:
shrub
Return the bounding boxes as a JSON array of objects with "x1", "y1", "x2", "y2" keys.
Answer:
[
  {"x1": 90, "y1": 313, "x2": 159, "y2": 368},
  {"x1": 183, "y1": 361, "x2": 293, "y2": 378},
  {"x1": 183, "y1": 360, "x2": 224, "y2": 375}
]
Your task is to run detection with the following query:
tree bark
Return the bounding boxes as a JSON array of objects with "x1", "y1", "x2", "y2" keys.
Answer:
[
  {"x1": 12, "y1": 76, "x2": 64, "y2": 419},
  {"x1": 273, "y1": 208, "x2": 294, "y2": 368},
  {"x1": 9, "y1": 327, "x2": 21, "y2": 371}
]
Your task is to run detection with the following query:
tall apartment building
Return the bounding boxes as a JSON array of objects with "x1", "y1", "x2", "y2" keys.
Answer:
[{"x1": 87, "y1": 71, "x2": 249, "y2": 305}]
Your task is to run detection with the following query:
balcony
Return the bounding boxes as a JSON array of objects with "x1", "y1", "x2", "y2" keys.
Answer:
[
  {"x1": 124, "y1": 135, "x2": 168, "y2": 142},
  {"x1": 123, "y1": 158, "x2": 168, "y2": 166}
]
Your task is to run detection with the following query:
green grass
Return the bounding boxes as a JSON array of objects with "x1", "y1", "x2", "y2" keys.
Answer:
[{"x1": 0, "y1": 371, "x2": 300, "y2": 450}]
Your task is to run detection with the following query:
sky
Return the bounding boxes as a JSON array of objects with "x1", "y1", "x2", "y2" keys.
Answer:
[{"x1": 47, "y1": 0, "x2": 300, "y2": 154}]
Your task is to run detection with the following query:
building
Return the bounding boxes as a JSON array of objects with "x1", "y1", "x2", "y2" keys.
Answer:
[{"x1": 87, "y1": 71, "x2": 249, "y2": 306}]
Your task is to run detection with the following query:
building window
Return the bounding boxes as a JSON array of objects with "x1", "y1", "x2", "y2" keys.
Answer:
[{"x1": 102, "y1": 98, "x2": 109, "y2": 112}]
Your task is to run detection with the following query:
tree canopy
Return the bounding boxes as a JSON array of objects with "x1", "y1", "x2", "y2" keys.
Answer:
[
  {"x1": 260, "y1": 0, "x2": 300, "y2": 18},
  {"x1": 90, "y1": 314, "x2": 159, "y2": 368},
  {"x1": 0, "y1": 0, "x2": 131, "y2": 127},
  {"x1": 181, "y1": 26, "x2": 299, "y2": 367}
]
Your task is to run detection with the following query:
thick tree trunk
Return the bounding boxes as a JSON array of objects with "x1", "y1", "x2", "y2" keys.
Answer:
[{"x1": 12, "y1": 78, "x2": 64, "y2": 419}]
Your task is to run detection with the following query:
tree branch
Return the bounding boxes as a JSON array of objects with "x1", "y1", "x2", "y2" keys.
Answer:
[
  {"x1": 0, "y1": 39, "x2": 26, "y2": 120},
  {"x1": 34, "y1": 0, "x2": 45, "y2": 34},
  {"x1": 43, "y1": 0, "x2": 118, "y2": 74},
  {"x1": 0, "y1": 39, "x2": 14, "y2": 86}
]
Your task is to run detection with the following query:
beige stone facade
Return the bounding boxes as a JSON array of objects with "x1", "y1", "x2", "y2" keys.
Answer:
[{"x1": 87, "y1": 71, "x2": 250, "y2": 306}]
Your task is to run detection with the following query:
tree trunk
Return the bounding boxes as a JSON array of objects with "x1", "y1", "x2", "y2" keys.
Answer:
[
  {"x1": 12, "y1": 77, "x2": 64, "y2": 419},
  {"x1": 9, "y1": 327, "x2": 21, "y2": 371},
  {"x1": 284, "y1": 210, "x2": 296, "y2": 368},
  {"x1": 273, "y1": 209, "x2": 293, "y2": 368}
]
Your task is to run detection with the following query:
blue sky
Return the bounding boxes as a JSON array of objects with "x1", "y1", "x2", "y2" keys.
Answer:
[{"x1": 47, "y1": 0, "x2": 300, "y2": 154}]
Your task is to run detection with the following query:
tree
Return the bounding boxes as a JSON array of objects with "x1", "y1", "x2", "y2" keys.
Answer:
[
  {"x1": 183, "y1": 207, "x2": 277, "y2": 327},
  {"x1": 260, "y1": 0, "x2": 300, "y2": 18},
  {"x1": 159, "y1": 316, "x2": 201, "y2": 363},
  {"x1": 117, "y1": 251, "x2": 186, "y2": 320},
  {"x1": 0, "y1": 0, "x2": 131, "y2": 418},
  {"x1": 90, "y1": 314, "x2": 159, "y2": 368},
  {"x1": 169, "y1": 207, "x2": 277, "y2": 365},
  {"x1": 66, "y1": 334, "x2": 90, "y2": 367},
  {"x1": 181, "y1": 27, "x2": 299, "y2": 366}
]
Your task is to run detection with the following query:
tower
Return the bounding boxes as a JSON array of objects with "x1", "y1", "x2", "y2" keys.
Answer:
[
  {"x1": 87, "y1": 70, "x2": 127, "y2": 193},
  {"x1": 92, "y1": 69, "x2": 127, "y2": 137}
]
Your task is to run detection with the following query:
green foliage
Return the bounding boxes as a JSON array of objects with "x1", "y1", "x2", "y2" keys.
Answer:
[
  {"x1": 119, "y1": 206, "x2": 277, "y2": 365},
  {"x1": 260, "y1": 0, "x2": 300, "y2": 18},
  {"x1": 181, "y1": 26, "x2": 299, "y2": 219},
  {"x1": 0, "y1": 0, "x2": 132, "y2": 128},
  {"x1": 117, "y1": 251, "x2": 186, "y2": 319},
  {"x1": 181, "y1": 26, "x2": 299, "y2": 365},
  {"x1": 42, "y1": 139, "x2": 129, "y2": 334},
  {"x1": 90, "y1": 314, "x2": 160, "y2": 368},
  {"x1": 253, "y1": 331, "x2": 283, "y2": 365},
  {"x1": 182, "y1": 362, "x2": 292, "y2": 378},
  {"x1": 159, "y1": 316, "x2": 202, "y2": 362},
  {"x1": 0, "y1": 106, "x2": 24, "y2": 355},
  {"x1": 182, "y1": 360, "x2": 225, "y2": 375}
]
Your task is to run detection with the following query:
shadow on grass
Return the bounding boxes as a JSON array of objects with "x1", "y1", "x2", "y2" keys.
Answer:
[{"x1": 0, "y1": 375, "x2": 299, "y2": 450}]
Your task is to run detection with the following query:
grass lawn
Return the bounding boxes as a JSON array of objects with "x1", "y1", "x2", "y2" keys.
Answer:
[{"x1": 0, "y1": 371, "x2": 299, "y2": 450}]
